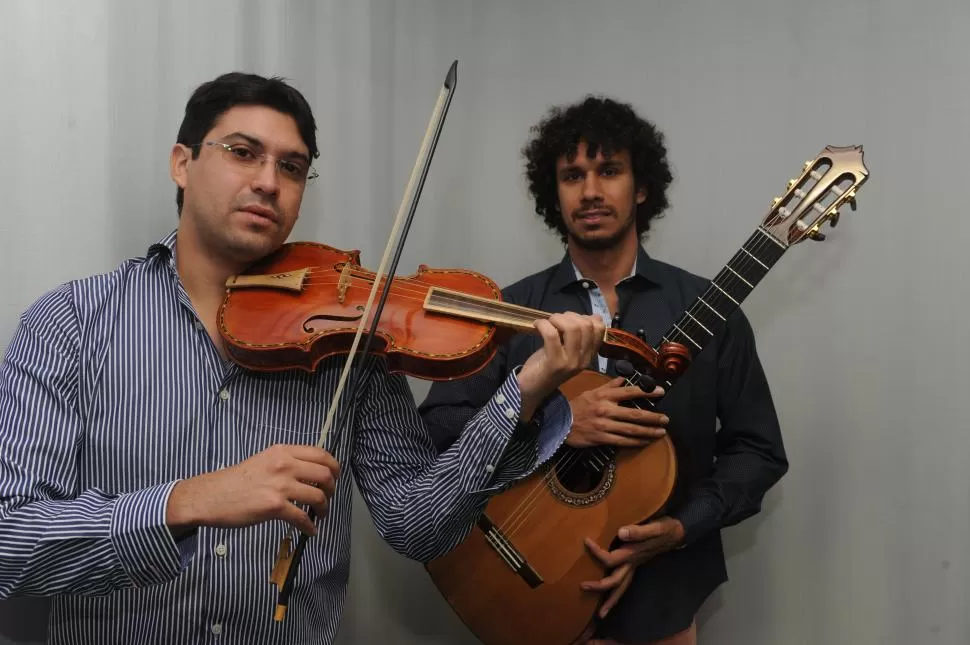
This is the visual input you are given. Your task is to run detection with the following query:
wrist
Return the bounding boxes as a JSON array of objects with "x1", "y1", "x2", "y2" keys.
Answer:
[
  {"x1": 513, "y1": 368, "x2": 552, "y2": 422},
  {"x1": 166, "y1": 478, "x2": 202, "y2": 536}
]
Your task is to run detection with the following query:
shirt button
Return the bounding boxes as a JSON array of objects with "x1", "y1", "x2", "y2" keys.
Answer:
[
  {"x1": 484, "y1": 464, "x2": 495, "y2": 474},
  {"x1": 211, "y1": 623, "x2": 222, "y2": 635},
  {"x1": 495, "y1": 393, "x2": 506, "y2": 404},
  {"x1": 219, "y1": 389, "x2": 229, "y2": 401},
  {"x1": 214, "y1": 543, "x2": 227, "y2": 557},
  {"x1": 581, "y1": 281, "x2": 591, "y2": 289},
  {"x1": 503, "y1": 408, "x2": 516, "y2": 420},
  {"x1": 194, "y1": 320, "x2": 203, "y2": 331}
]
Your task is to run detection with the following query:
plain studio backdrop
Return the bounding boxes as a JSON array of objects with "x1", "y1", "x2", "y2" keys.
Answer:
[{"x1": 1, "y1": 1, "x2": 968, "y2": 644}]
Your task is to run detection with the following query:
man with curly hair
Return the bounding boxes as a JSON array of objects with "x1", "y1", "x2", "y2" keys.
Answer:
[{"x1": 419, "y1": 96, "x2": 788, "y2": 644}]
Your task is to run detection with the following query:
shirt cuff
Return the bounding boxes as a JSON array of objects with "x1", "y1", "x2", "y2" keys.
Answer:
[
  {"x1": 464, "y1": 367, "x2": 573, "y2": 493},
  {"x1": 110, "y1": 481, "x2": 195, "y2": 586},
  {"x1": 669, "y1": 493, "x2": 724, "y2": 545}
]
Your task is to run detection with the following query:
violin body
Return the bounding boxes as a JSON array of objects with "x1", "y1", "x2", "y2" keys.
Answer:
[{"x1": 218, "y1": 241, "x2": 511, "y2": 380}]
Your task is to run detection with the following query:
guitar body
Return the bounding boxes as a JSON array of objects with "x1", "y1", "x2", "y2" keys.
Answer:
[{"x1": 425, "y1": 370, "x2": 677, "y2": 645}]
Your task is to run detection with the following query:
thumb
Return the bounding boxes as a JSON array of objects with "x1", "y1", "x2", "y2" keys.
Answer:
[{"x1": 618, "y1": 522, "x2": 665, "y2": 541}]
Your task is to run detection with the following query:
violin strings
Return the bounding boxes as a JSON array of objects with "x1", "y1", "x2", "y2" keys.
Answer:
[{"x1": 297, "y1": 276, "x2": 636, "y2": 344}]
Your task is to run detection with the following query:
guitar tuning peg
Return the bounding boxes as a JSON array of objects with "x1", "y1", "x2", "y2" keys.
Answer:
[
  {"x1": 829, "y1": 210, "x2": 840, "y2": 227},
  {"x1": 808, "y1": 230, "x2": 826, "y2": 241},
  {"x1": 847, "y1": 191, "x2": 857, "y2": 211},
  {"x1": 804, "y1": 160, "x2": 813, "y2": 169},
  {"x1": 787, "y1": 179, "x2": 797, "y2": 189}
]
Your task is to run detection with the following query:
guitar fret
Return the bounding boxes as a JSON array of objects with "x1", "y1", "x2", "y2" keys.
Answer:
[
  {"x1": 740, "y1": 247, "x2": 768, "y2": 270},
  {"x1": 684, "y1": 310, "x2": 712, "y2": 337},
  {"x1": 712, "y1": 282, "x2": 739, "y2": 305},
  {"x1": 671, "y1": 323, "x2": 702, "y2": 350},
  {"x1": 755, "y1": 226, "x2": 787, "y2": 250},
  {"x1": 698, "y1": 297, "x2": 726, "y2": 321},
  {"x1": 727, "y1": 251, "x2": 770, "y2": 285},
  {"x1": 725, "y1": 265, "x2": 754, "y2": 289}
]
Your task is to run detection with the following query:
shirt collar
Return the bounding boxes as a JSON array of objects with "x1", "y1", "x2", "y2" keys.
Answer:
[
  {"x1": 147, "y1": 229, "x2": 178, "y2": 270},
  {"x1": 550, "y1": 244, "x2": 662, "y2": 293}
]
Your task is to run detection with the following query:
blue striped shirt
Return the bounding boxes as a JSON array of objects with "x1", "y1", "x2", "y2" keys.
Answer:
[{"x1": 0, "y1": 230, "x2": 571, "y2": 644}]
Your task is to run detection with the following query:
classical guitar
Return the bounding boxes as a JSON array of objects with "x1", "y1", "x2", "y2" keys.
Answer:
[{"x1": 424, "y1": 145, "x2": 870, "y2": 645}]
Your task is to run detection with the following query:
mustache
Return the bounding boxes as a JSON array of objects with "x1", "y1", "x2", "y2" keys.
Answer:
[
  {"x1": 573, "y1": 203, "x2": 616, "y2": 217},
  {"x1": 235, "y1": 197, "x2": 280, "y2": 217}
]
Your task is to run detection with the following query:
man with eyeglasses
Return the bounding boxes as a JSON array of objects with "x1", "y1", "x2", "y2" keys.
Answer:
[{"x1": 0, "y1": 72, "x2": 605, "y2": 645}]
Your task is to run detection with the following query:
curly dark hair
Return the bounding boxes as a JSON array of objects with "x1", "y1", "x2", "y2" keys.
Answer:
[{"x1": 522, "y1": 95, "x2": 673, "y2": 243}]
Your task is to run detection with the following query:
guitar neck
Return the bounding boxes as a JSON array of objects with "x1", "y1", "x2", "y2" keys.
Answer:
[{"x1": 659, "y1": 226, "x2": 788, "y2": 370}]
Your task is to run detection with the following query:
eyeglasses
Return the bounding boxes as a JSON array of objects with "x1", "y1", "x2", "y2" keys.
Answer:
[{"x1": 193, "y1": 140, "x2": 318, "y2": 183}]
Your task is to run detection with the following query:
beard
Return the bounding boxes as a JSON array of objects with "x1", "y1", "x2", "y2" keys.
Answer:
[{"x1": 566, "y1": 205, "x2": 637, "y2": 250}]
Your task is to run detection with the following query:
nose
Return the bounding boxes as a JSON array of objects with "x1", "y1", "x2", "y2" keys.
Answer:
[
  {"x1": 581, "y1": 171, "x2": 602, "y2": 201},
  {"x1": 250, "y1": 159, "x2": 280, "y2": 196}
]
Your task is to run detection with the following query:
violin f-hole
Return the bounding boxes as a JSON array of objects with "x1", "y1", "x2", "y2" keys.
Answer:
[{"x1": 303, "y1": 306, "x2": 365, "y2": 332}]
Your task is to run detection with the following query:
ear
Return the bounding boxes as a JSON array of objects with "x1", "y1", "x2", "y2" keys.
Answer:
[
  {"x1": 635, "y1": 186, "x2": 647, "y2": 205},
  {"x1": 170, "y1": 143, "x2": 191, "y2": 190}
]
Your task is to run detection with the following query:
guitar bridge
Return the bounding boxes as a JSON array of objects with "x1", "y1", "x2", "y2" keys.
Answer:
[{"x1": 477, "y1": 514, "x2": 543, "y2": 589}]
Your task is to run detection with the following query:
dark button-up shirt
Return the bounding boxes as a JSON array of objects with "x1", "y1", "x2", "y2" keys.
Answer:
[{"x1": 419, "y1": 244, "x2": 789, "y2": 642}]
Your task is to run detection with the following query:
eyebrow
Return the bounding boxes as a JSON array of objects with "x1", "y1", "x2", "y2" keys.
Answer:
[
  {"x1": 222, "y1": 131, "x2": 311, "y2": 166},
  {"x1": 558, "y1": 158, "x2": 625, "y2": 175}
]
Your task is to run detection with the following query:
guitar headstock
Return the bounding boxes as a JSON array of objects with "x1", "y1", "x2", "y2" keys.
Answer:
[{"x1": 761, "y1": 145, "x2": 869, "y2": 246}]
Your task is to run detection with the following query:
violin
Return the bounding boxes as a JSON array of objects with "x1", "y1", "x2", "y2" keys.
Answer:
[{"x1": 217, "y1": 240, "x2": 692, "y2": 382}]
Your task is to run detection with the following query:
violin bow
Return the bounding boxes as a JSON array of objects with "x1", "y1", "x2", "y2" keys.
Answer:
[{"x1": 270, "y1": 60, "x2": 459, "y2": 621}]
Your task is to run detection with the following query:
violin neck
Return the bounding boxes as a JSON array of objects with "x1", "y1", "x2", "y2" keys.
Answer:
[{"x1": 423, "y1": 287, "x2": 552, "y2": 334}]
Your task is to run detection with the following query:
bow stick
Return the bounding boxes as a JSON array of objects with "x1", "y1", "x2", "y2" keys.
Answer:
[{"x1": 270, "y1": 60, "x2": 459, "y2": 621}]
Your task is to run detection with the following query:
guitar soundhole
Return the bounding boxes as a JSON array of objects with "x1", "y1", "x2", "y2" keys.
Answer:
[{"x1": 548, "y1": 448, "x2": 615, "y2": 507}]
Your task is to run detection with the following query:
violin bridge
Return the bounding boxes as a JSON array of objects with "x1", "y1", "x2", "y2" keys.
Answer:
[
  {"x1": 336, "y1": 263, "x2": 352, "y2": 304},
  {"x1": 225, "y1": 268, "x2": 309, "y2": 292}
]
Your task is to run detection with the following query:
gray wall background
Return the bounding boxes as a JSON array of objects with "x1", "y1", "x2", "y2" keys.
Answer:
[{"x1": 1, "y1": 1, "x2": 968, "y2": 643}]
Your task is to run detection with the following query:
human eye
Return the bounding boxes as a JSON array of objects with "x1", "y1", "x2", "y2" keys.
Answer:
[
  {"x1": 279, "y1": 160, "x2": 306, "y2": 180},
  {"x1": 227, "y1": 145, "x2": 257, "y2": 161}
]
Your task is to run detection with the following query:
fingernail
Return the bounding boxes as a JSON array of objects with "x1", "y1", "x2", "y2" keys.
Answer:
[
  {"x1": 660, "y1": 415, "x2": 669, "y2": 424},
  {"x1": 619, "y1": 528, "x2": 630, "y2": 539}
]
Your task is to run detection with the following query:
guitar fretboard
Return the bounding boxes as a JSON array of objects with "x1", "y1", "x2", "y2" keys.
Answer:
[{"x1": 660, "y1": 227, "x2": 787, "y2": 376}]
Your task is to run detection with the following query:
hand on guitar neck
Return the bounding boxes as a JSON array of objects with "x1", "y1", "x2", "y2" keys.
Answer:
[{"x1": 564, "y1": 376, "x2": 668, "y2": 449}]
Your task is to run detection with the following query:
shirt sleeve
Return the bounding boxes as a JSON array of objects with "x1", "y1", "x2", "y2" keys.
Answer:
[
  {"x1": 668, "y1": 309, "x2": 789, "y2": 545},
  {"x1": 350, "y1": 356, "x2": 571, "y2": 563},
  {"x1": 0, "y1": 288, "x2": 194, "y2": 599}
]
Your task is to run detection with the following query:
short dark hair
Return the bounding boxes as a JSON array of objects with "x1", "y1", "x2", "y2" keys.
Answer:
[
  {"x1": 174, "y1": 72, "x2": 319, "y2": 214},
  {"x1": 522, "y1": 95, "x2": 673, "y2": 243}
]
